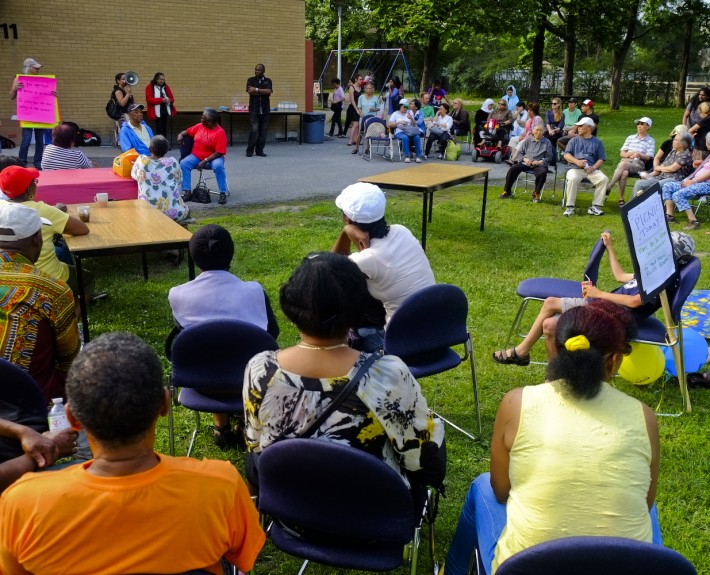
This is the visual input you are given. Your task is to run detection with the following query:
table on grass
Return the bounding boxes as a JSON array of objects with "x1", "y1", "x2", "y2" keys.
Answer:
[
  {"x1": 64, "y1": 200, "x2": 195, "y2": 342},
  {"x1": 36, "y1": 168, "x2": 137, "y2": 205},
  {"x1": 359, "y1": 164, "x2": 491, "y2": 250}
]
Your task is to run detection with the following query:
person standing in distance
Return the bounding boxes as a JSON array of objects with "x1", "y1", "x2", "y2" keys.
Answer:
[{"x1": 246, "y1": 64, "x2": 272, "y2": 157}]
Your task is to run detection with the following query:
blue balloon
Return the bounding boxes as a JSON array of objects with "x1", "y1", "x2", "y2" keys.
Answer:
[{"x1": 663, "y1": 327, "x2": 709, "y2": 376}]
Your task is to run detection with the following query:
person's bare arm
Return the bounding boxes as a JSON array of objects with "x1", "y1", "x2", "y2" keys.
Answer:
[
  {"x1": 114, "y1": 86, "x2": 132, "y2": 107},
  {"x1": 600, "y1": 232, "x2": 632, "y2": 282},
  {"x1": 656, "y1": 161, "x2": 684, "y2": 174},
  {"x1": 331, "y1": 224, "x2": 369, "y2": 254},
  {"x1": 642, "y1": 403, "x2": 660, "y2": 509},
  {"x1": 9, "y1": 77, "x2": 21, "y2": 100},
  {"x1": 490, "y1": 388, "x2": 522, "y2": 502},
  {"x1": 63, "y1": 215, "x2": 89, "y2": 236}
]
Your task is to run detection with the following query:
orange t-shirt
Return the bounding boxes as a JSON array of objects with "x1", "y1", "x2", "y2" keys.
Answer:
[
  {"x1": 186, "y1": 123, "x2": 228, "y2": 160},
  {"x1": 0, "y1": 454, "x2": 265, "y2": 575}
]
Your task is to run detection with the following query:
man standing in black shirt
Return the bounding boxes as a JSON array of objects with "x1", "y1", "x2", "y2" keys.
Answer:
[{"x1": 246, "y1": 64, "x2": 272, "y2": 157}]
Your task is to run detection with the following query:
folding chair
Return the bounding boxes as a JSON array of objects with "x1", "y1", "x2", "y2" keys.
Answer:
[
  {"x1": 503, "y1": 236, "x2": 606, "y2": 352},
  {"x1": 494, "y1": 536, "x2": 696, "y2": 575},
  {"x1": 362, "y1": 116, "x2": 400, "y2": 162},
  {"x1": 166, "y1": 319, "x2": 279, "y2": 456},
  {"x1": 632, "y1": 256, "x2": 701, "y2": 413},
  {"x1": 691, "y1": 194, "x2": 710, "y2": 219},
  {"x1": 257, "y1": 438, "x2": 438, "y2": 575},
  {"x1": 384, "y1": 284, "x2": 481, "y2": 440}
]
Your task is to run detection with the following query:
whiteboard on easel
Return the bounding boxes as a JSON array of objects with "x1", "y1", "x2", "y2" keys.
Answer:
[{"x1": 620, "y1": 182, "x2": 677, "y2": 304}]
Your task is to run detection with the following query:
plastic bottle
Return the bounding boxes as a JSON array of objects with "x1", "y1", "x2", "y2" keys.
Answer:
[{"x1": 48, "y1": 398, "x2": 70, "y2": 432}]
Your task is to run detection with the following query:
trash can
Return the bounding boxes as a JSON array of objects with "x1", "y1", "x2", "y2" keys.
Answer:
[{"x1": 303, "y1": 112, "x2": 326, "y2": 144}]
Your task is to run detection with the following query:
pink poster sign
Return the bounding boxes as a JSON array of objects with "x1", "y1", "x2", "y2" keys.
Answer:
[{"x1": 16, "y1": 75, "x2": 57, "y2": 124}]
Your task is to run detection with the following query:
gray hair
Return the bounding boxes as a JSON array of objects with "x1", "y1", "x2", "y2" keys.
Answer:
[
  {"x1": 149, "y1": 135, "x2": 169, "y2": 157},
  {"x1": 705, "y1": 132, "x2": 710, "y2": 145},
  {"x1": 677, "y1": 133, "x2": 692, "y2": 148}
]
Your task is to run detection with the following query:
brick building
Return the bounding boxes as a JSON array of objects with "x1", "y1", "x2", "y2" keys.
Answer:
[{"x1": 1, "y1": 0, "x2": 306, "y2": 144}]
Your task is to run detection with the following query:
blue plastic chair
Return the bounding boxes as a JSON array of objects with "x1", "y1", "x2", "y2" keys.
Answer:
[
  {"x1": 257, "y1": 438, "x2": 436, "y2": 575},
  {"x1": 495, "y1": 536, "x2": 696, "y2": 575},
  {"x1": 503, "y1": 235, "x2": 607, "y2": 352},
  {"x1": 384, "y1": 284, "x2": 480, "y2": 440},
  {"x1": 166, "y1": 319, "x2": 279, "y2": 456}
]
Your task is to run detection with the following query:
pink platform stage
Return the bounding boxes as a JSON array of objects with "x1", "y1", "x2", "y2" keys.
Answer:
[{"x1": 35, "y1": 168, "x2": 138, "y2": 205}]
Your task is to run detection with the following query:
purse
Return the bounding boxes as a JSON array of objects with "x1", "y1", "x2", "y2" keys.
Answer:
[
  {"x1": 429, "y1": 126, "x2": 446, "y2": 138},
  {"x1": 191, "y1": 170, "x2": 212, "y2": 204},
  {"x1": 105, "y1": 94, "x2": 122, "y2": 120},
  {"x1": 401, "y1": 125, "x2": 420, "y2": 138}
]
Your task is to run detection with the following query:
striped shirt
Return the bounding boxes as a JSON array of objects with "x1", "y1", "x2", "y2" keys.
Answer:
[
  {"x1": 620, "y1": 133, "x2": 655, "y2": 158},
  {"x1": 40, "y1": 145, "x2": 92, "y2": 171},
  {"x1": 0, "y1": 251, "x2": 79, "y2": 400}
]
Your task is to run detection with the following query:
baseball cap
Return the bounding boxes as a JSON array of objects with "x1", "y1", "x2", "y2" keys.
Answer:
[
  {"x1": 335, "y1": 183, "x2": 386, "y2": 224},
  {"x1": 575, "y1": 117, "x2": 595, "y2": 128},
  {"x1": 23, "y1": 58, "x2": 42, "y2": 69},
  {"x1": 0, "y1": 166, "x2": 40, "y2": 199},
  {"x1": 634, "y1": 116, "x2": 653, "y2": 127},
  {"x1": 568, "y1": 97, "x2": 577, "y2": 103},
  {"x1": 582, "y1": 99, "x2": 593, "y2": 107},
  {"x1": 0, "y1": 202, "x2": 51, "y2": 242},
  {"x1": 127, "y1": 104, "x2": 145, "y2": 113},
  {"x1": 399, "y1": 98, "x2": 410, "y2": 107}
]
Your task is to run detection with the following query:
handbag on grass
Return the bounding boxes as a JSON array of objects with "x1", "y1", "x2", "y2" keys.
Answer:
[{"x1": 191, "y1": 170, "x2": 211, "y2": 204}]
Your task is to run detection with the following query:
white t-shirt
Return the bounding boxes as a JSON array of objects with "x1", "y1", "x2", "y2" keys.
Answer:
[
  {"x1": 349, "y1": 224, "x2": 435, "y2": 324},
  {"x1": 389, "y1": 110, "x2": 414, "y2": 135}
]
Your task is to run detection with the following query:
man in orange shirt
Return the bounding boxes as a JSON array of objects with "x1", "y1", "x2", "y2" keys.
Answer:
[{"x1": 0, "y1": 332, "x2": 265, "y2": 575}]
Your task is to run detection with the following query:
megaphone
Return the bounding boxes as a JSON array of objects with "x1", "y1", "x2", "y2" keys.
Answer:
[{"x1": 125, "y1": 71, "x2": 139, "y2": 86}]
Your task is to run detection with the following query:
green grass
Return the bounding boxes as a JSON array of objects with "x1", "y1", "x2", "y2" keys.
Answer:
[{"x1": 83, "y1": 106, "x2": 709, "y2": 573}]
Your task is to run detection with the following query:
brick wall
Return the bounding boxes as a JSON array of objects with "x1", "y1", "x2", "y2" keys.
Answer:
[{"x1": 0, "y1": 0, "x2": 305, "y2": 143}]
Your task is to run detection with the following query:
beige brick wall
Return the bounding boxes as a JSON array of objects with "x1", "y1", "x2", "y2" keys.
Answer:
[{"x1": 0, "y1": 0, "x2": 305, "y2": 143}]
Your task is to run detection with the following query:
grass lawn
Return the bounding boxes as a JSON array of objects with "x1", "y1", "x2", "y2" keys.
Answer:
[{"x1": 83, "y1": 104, "x2": 709, "y2": 574}]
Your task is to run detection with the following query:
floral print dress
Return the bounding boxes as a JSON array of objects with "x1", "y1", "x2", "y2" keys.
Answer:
[{"x1": 131, "y1": 155, "x2": 188, "y2": 222}]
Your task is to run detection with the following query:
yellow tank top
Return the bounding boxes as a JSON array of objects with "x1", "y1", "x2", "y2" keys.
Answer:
[{"x1": 492, "y1": 380, "x2": 652, "y2": 573}]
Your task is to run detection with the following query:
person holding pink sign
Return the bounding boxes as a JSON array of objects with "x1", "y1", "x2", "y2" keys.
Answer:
[{"x1": 9, "y1": 59, "x2": 52, "y2": 170}]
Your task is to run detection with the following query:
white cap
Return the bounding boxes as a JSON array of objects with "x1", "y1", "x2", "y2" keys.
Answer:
[
  {"x1": 399, "y1": 98, "x2": 410, "y2": 107},
  {"x1": 23, "y1": 58, "x2": 42, "y2": 69},
  {"x1": 635, "y1": 116, "x2": 653, "y2": 127},
  {"x1": 575, "y1": 117, "x2": 595, "y2": 128},
  {"x1": 0, "y1": 202, "x2": 51, "y2": 242},
  {"x1": 335, "y1": 183, "x2": 386, "y2": 224}
]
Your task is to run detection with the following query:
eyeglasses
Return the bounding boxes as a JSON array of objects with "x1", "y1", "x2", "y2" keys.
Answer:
[{"x1": 552, "y1": 102, "x2": 560, "y2": 106}]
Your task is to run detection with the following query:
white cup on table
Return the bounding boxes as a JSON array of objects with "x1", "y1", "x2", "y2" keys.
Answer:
[{"x1": 94, "y1": 192, "x2": 109, "y2": 207}]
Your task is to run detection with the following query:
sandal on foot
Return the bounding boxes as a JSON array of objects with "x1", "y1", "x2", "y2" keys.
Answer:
[
  {"x1": 492, "y1": 348, "x2": 530, "y2": 366},
  {"x1": 666, "y1": 214, "x2": 677, "y2": 223},
  {"x1": 213, "y1": 424, "x2": 239, "y2": 450},
  {"x1": 618, "y1": 199, "x2": 625, "y2": 208},
  {"x1": 684, "y1": 220, "x2": 701, "y2": 231}
]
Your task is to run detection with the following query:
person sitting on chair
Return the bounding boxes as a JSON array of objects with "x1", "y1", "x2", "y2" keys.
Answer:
[
  {"x1": 177, "y1": 108, "x2": 229, "y2": 205},
  {"x1": 606, "y1": 117, "x2": 656, "y2": 207},
  {"x1": 41, "y1": 124, "x2": 94, "y2": 171},
  {"x1": 445, "y1": 300, "x2": 662, "y2": 575},
  {"x1": 388, "y1": 98, "x2": 423, "y2": 164},
  {"x1": 491, "y1": 230, "x2": 695, "y2": 367},
  {"x1": 0, "y1": 332, "x2": 265, "y2": 575},
  {"x1": 488, "y1": 99, "x2": 514, "y2": 148},
  {"x1": 131, "y1": 135, "x2": 190, "y2": 223},
  {"x1": 451, "y1": 98, "x2": 471, "y2": 138},
  {"x1": 562, "y1": 116, "x2": 608, "y2": 217},
  {"x1": 425, "y1": 103, "x2": 454, "y2": 159},
  {"x1": 498, "y1": 124, "x2": 553, "y2": 203},
  {"x1": 474, "y1": 99, "x2": 495, "y2": 146},
  {"x1": 118, "y1": 104, "x2": 154, "y2": 155},
  {"x1": 243, "y1": 252, "x2": 445, "y2": 494},
  {"x1": 633, "y1": 132, "x2": 692, "y2": 197},
  {"x1": 331, "y1": 183, "x2": 435, "y2": 352}
]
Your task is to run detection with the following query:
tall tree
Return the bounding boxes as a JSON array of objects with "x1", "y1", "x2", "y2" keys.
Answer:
[{"x1": 543, "y1": 2, "x2": 577, "y2": 94}]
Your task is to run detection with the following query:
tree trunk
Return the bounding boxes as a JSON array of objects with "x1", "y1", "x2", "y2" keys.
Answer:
[
  {"x1": 677, "y1": 18, "x2": 693, "y2": 107},
  {"x1": 529, "y1": 21, "x2": 546, "y2": 102},
  {"x1": 563, "y1": 15, "x2": 576, "y2": 95},
  {"x1": 420, "y1": 36, "x2": 440, "y2": 93},
  {"x1": 608, "y1": 0, "x2": 640, "y2": 110}
]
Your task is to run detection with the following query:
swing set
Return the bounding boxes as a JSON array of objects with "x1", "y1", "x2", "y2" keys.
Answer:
[{"x1": 317, "y1": 48, "x2": 417, "y2": 99}]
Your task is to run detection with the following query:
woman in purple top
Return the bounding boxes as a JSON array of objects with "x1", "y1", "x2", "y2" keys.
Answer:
[{"x1": 427, "y1": 79, "x2": 450, "y2": 112}]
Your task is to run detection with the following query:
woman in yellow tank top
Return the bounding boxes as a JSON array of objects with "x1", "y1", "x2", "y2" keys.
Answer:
[{"x1": 444, "y1": 300, "x2": 662, "y2": 575}]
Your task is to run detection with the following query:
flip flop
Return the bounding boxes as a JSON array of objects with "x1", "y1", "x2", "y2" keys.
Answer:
[{"x1": 492, "y1": 348, "x2": 530, "y2": 366}]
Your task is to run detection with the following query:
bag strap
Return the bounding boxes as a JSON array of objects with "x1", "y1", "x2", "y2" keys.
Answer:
[{"x1": 300, "y1": 351, "x2": 382, "y2": 439}]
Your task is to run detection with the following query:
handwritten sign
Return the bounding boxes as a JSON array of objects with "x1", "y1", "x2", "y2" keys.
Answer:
[
  {"x1": 15, "y1": 74, "x2": 57, "y2": 125},
  {"x1": 621, "y1": 183, "x2": 677, "y2": 303},
  {"x1": 313, "y1": 81, "x2": 321, "y2": 94}
]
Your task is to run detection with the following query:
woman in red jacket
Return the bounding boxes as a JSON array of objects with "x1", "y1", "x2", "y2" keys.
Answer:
[{"x1": 145, "y1": 72, "x2": 177, "y2": 138}]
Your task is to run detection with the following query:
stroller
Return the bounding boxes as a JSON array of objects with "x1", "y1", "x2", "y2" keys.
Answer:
[{"x1": 472, "y1": 117, "x2": 511, "y2": 164}]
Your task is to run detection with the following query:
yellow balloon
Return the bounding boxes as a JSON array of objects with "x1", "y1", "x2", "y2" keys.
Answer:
[{"x1": 618, "y1": 343, "x2": 665, "y2": 385}]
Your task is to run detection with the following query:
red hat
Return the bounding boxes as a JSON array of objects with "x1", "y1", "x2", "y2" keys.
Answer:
[
  {"x1": 582, "y1": 99, "x2": 594, "y2": 107},
  {"x1": 0, "y1": 166, "x2": 40, "y2": 199}
]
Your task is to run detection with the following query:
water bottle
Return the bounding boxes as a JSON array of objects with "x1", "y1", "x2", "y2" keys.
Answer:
[{"x1": 48, "y1": 398, "x2": 70, "y2": 432}]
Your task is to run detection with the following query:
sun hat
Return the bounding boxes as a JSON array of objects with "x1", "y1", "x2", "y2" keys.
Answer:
[
  {"x1": 0, "y1": 202, "x2": 51, "y2": 242},
  {"x1": 335, "y1": 183, "x2": 386, "y2": 224},
  {"x1": 0, "y1": 166, "x2": 39, "y2": 199}
]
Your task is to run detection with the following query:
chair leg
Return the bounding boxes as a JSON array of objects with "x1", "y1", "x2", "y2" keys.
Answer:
[
  {"x1": 296, "y1": 559, "x2": 309, "y2": 575},
  {"x1": 167, "y1": 379, "x2": 175, "y2": 457},
  {"x1": 467, "y1": 336, "x2": 482, "y2": 436},
  {"x1": 186, "y1": 411, "x2": 201, "y2": 457},
  {"x1": 504, "y1": 297, "x2": 540, "y2": 350}
]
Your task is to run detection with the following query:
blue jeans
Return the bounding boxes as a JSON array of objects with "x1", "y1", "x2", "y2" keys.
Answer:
[
  {"x1": 445, "y1": 472, "x2": 664, "y2": 575},
  {"x1": 180, "y1": 154, "x2": 228, "y2": 193},
  {"x1": 19, "y1": 128, "x2": 48, "y2": 168},
  {"x1": 395, "y1": 132, "x2": 422, "y2": 158}
]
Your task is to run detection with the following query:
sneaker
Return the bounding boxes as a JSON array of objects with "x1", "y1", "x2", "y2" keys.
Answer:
[
  {"x1": 563, "y1": 206, "x2": 575, "y2": 217},
  {"x1": 684, "y1": 220, "x2": 701, "y2": 231},
  {"x1": 218, "y1": 192, "x2": 227, "y2": 205},
  {"x1": 532, "y1": 193, "x2": 541, "y2": 203},
  {"x1": 404, "y1": 157, "x2": 411, "y2": 163},
  {"x1": 499, "y1": 191, "x2": 513, "y2": 199},
  {"x1": 437, "y1": 154, "x2": 442, "y2": 160},
  {"x1": 423, "y1": 155, "x2": 428, "y2": 160},
  {"x1": 588, "y1": 205, "x2": 604, "y2": 216},
  {"x1": 415, "y1": 157, "x2": 422, "y2": 163}
]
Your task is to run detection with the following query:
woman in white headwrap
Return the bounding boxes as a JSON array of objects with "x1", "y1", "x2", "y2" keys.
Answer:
[{"x1": 474, "y1": 99, "x2": 495, "y2": 146}]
